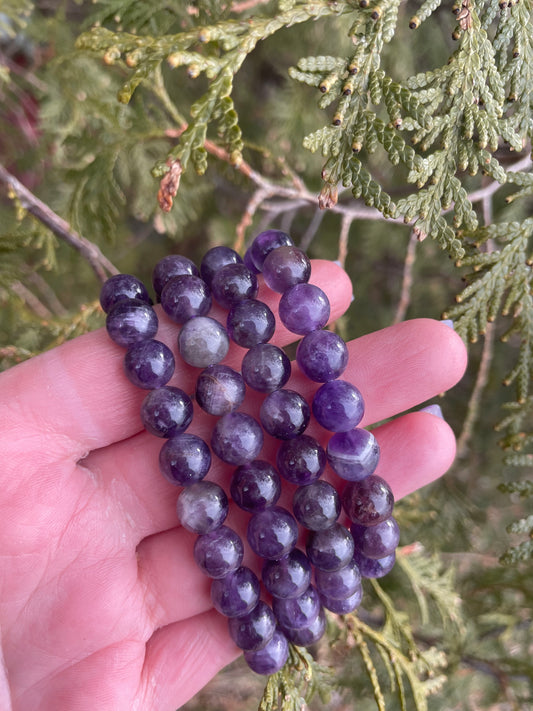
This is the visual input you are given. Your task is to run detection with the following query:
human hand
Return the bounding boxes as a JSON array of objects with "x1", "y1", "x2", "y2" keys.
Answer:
[{"x1": 0, "y1": 260, "x2": 467, "y2": 711}]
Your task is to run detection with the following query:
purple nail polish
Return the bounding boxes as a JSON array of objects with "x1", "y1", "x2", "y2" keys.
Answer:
[{"x1": 419, "y1": 404, "x2": 444, "y2": 419}]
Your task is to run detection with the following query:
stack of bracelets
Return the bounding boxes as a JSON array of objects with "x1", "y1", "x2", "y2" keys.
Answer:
[{"x1": 100, "y1": 229, "x2": 400, "y2": 675}]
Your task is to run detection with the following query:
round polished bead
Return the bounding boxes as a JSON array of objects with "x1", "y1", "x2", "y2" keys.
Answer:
[
  {"x1": 262, "y1": 245, "x2": 311, "y2": 293},
  {"x1": 176, "y1": 480, "x2": 228, "y2": 534},
  {"x1": 276, "y1": 435, "x2": 326, "y2": 485},
  {"x1": 106, "y1": 299, "x2": 158, "y2": 347},
  {"x1": 177, "y1": 316, "x2": 229, "y2": 368},
  {"x1": 341, "y1": 475, "x2": 394, "y2": 526},
  {"x1": 262, "y1": 549, "x2": 312, "y2": 599},
  {"x1": 244, "y1": 629, "x2": 289, "y2": 675},
  {"x1": 140, "y1": 386, "x2": 193, "y2": 438},
  {"x1": 292, "y1": 480, "x2": 341, "y2": 531},
  {"x1": 195, "y1": 365, "x2": 245, "y2": 416},
  {"x1": 351, "y1": 517, "x2": 400, "y2": 558},
  {"x1": 123, "y1": 339, "x2": 175, "y2": 389},
  {"x1": 243, "y1": 247, "x2": 260, "y2": 274},
  {"x1": 272, "y1": 584, "x2": 321, "y2": 630},
  {"x1": 314, "y1": 558, "x2": 361, "y2": 600},
  {"x1": 296, "y1": 329, "x2": 348, "y2": 382},
  {"x1": 230, "y1": 460, "x2": 281, "y2": 512},
  {"x1": 159, "y1": 433, "x2": 211, "y2": 486},
  {"x1": 228, "y1": 600, "x2": 277, "y2": 652},
  {"x1": 306, "y1": 522, "x2": 355, "y2": 572},
  {"x1": 211, "y1": 263, "x2": 258, "y2": 308},
  {"x1": 327, "y1": 428, "x2": 380, "y2": 481},
  {"x1": 227, "y1": 299, "x2": 275, "y2": 348},
  {"x1": 353, "y1": 549, "x2": 396, "y2": 578},
  {"x1": 247, "y1": 506, "x2": 298, "y2": 560},
  {"x1": 210, "y1": 566, "x2": 260, "y2": 618},
  {"x1": 200, "y1": 246, "x2": 243, "y2": 287},
  {"x1": 100, "y1": 273, "x2": 152, "y2": 313},
  {"x1": 313, "y1": 380, "x2": 365, "y2": 432},
  {"x1": 194, "y1": 526, "x2": 244, "y2": 579},
  {"x1": 211, "y1": 412, "x2": 264, "y2": 465},
  {"x1": 160, "y1": 275, "x2": 211, "y2": 324},
  {"x1": 278, "y1": 283, "x2": 330, "y2": 335},
  {"x1": 241, "y1": 343, "x2": 291, "y2": 393},
  {"x1": 282, "y1": 607, "x2": 326, "y2": 646},
  {"x1": 260, "y1": 389, "x2": 310, "y2": 440},
  {"x1": 249, "y1": 229, "x2": 293, "y2": 271},
  {"x1": 320, "y1": 584, "x2": 363, "y2": 614},
  {"x1": 152, "y1": 255, "x2": 199, "y2": 299}
]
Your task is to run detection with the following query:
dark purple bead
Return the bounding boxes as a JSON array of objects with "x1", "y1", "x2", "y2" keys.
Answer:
[
  {"x1": 159, "y1": 433, "x2": 211, "y2": 486},
  {"x1": 241, "y1": 343, "x2": 291, "y2": 393},
  {"x1": 320, "y1": 584, "x2": 363, "y2": 614},
  {"x1": 262, "y1": 549, "x2": 312, "y2": 599},
  {"x1": 314, "y1": 558, "x2": 361, "y2": 599},
  {"x1": 276, "y1": 435, "x2": 326, "y2": 485},
  {"x1": 306, "y1": 522, "x2": 355, "y2": 571},
  {"x1": 228, "y1": 600, "x2": 277, "y2": 652},
  {"x1": 176, "y1": 480, "x2": 228, "y2": 534},
  {"x1": 230, "y1": 460, "x2": 281, "y2": 512},
  {"x1": 260, "y1": 389, "x2": 310, "y2": 440},
  {"x1": 226, "y1": 299, "x2": 275, "y2": 348},
  {"x1": 243, "y1": 247, "x2": 260, "y2": 274},
  {"x1": 282, "y1": 607, "x2": 326, "y2": 646},
  {"x1": 292, "y1": 480, "x2": 341, "y2": 531},
  {"x1": 194, "y1": 526, "x2": 244, "y2": 579},
  {"x1": 272, "y1": 585, "x2": 321, "y2": 630},
  {"x1": 341, "y1": 475, "x2": 394, "y2": 526},
  {"x1": 247, "y1": 506, "x2": 298, "y2": 560},
  {"x1": 152, "y1": 255, "x2": 199, "y2": 299},
  {"x1": 353, "y1": 549, "x2": 396, "y2": 578},
  {"x1": 210, "y1": 566, "x2": 260, "y2": 618},
  {"x1": 278, "y1": 283, "x2": 330, "y2": 335},
  {"x1": 211, "y1": 412, "x2": 264, "y2": 465},
  {"x1": 327, "y1": 428, "x2": 380, "y2": 481},
  {"x1": 140, "y1": 386, "x2": 193, "y2": 438},
  {"x1": 244, "y1": 629, "x2": 289, "y2": 675},
  {"x1": 249, "y1": 229, "x2": 293, "y2": 271},
  {"x1": 160, "y1": 275, "x2": 211, "y2": 324},
  {"x1": 100, "y1": 273, "x2": 152, "y2": 313},
  {"x1": 296, "y1": 330, "x2": 348, "y2": 382},
  {"x1": 195, "y1": 365, "x2": 245, "y2": 416},
  {"x1": 262, "y1": 245, "x2": 311, "y2": 293},
  {"x1": 123, "y1": 339, "x2": 175, "y2": 389},
  {"x1": 211, "y1": 263, "x2": 258, "y2": 308},
  {"x1": 200, "y1": 246, "x2": 243, "y2": 287},
  {"x1": 106, "y1": 299, "x2": 158, "y2": 347},
  {"x1": 351, "y1": 517, "x2": 400, "y2": 558},
  {"x1": 312, "y1": 380, "x2": 365, "y2": 432},
  {"x1": 177, "y1": 316, "x2": 229, "y2": 368}
]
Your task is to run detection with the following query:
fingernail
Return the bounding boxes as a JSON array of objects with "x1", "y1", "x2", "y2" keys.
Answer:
[
  {"x1": 333, "y1": 260, "x2": 342, "y2": 267},
  {"x1": 418, "y1": 404, "x2": 444, "y2": 419},
  {"x1": 441, "y1": 319, "x2": 454, "y2": 329}
]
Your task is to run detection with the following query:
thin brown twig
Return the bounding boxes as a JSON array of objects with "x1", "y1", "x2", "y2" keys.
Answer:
[
  {"x1": 337, "y1": 214, "x2": 351, "y2": 268},
  {"x1": 393, "y1": 229, "x2": 418, "y2": 325}
]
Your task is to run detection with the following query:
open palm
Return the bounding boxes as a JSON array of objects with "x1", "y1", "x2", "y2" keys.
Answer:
[{"x1": 0, "y1": 261, "x2": 467, "y2": 711}]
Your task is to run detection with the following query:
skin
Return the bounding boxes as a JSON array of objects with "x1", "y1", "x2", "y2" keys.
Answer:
[{"x1": 0, "y1": 260, "x2": 467, "y2": 711}]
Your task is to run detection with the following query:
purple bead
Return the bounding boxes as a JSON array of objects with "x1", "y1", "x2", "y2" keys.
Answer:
[
  {"x1": 195, "y1": 365, "x2": 245, "y2": 416},
  {"x1": 210, "y1": 566, "x2": 260, "y2": 618},
  {"x1": 226, "y1": 299, "x2": 275, "y2": 348},
  {"x1": 351, "y1": 517, "x2": 400, "y2": 559},
  {"x1": 230, "y1": 460, "x2": 281, "y2": 512},
  {"x1": 194, "y1": 526, "x2": 244, "y2": 578},
  {"x1": 241, "y1": 343, "x2": 291, "y2": 393},
  {"x1": 312, "y1": 380, "x2": 365, "y2": 432},
  {"x1": 282, "y1": 607, "x2": 326, "y2": 646},
  {"x1": 249, "y1": 229, "x2": 293, "y2": 271},
  {"x1": 243, "y1": 247, "x2": 260, "y2": 274},
  {"x1": 306, "y1": 522, "x2": 355, "y2": 571},
  {"x1": 296, "y1": 330, "x2": 348, "y2": 382},
  {"x1": 152, "y1": 255, "x2": 199, "y2": 299},
  {"x1": 278, "y1": 283, "x2": 330, "y2": 335},
  {"x1": 262, "y1": 549, "x2": 312, "y2": 599},
  {"x1": 177, "y1": 316, "x2": 229, "y2": 368},
  {"x1": 244, "y1": 629, "x2": 289, "y2": 675},
  {"x1": 200, "y1": 246, "x2": 243, "y2": 287},
  {"x1": 262, "y1": 245, "x2": 311, "y2": 293},
  {"x1": 123, "y1": 339, "x2": 175, "y2": 389},
  {"x1": 327, "y1": 428, "x2": 380, "y2": 481},
  {"x1": 211, "y1": 412, "x2": 264, "y2": 465},
  {"x1": 341, "y1": 475, "x2": 394, "y2": 526},
  {"x1": 260, "y1": 389, "x2": 310, "y2": 440},
  {"x1": 292, "y1": 480, "x2": 341, "y2": 531},
  {"x1": 140, "y1": 386, "x2": 193, "y2": 438},
  {"x1": 353, "y1": 549, "x2": 396, "y2": 578},
  {"x1": 159, "y1": 433, "x2": 211, "y2": 486},
  {"x1": 247, "y1": 506, "x2": 298, "y2": 560},
  {"x1": 320, "y1": 584, "x2": 363, "y2": 614},
  {"x1": 228, "y1": 600, "x2": 277, "y2": 652},
  {"x1": 160, "y1": 275, "x2": 211, "y2": 324},
  {"x1": 100, "y1": 273, "x2": 152, "y2": 313},
  {"x1": 276, "y1": 435, "x2": 326, "y2": 485},
  {"x1": 314, "y1": 558, "x2": 361, "y2": 599},
  {"x1": 176, "y1": 480, "x2": 228, "y2": 534},
  {"x1": 272, "y1": 585, "x2": 321, "y2": 629},
  {"x1": 106, "y1": 299, "x2": 158, "y2": 347},
  {"x1": 211, "y1": 263, "x2": 258, "y2": 308}
]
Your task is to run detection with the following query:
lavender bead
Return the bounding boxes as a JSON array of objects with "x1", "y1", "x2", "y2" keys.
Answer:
[
  {"x1": 123, "y1": 339, "x2": 175, "y2": 389},
  {"x1": 140, "y1": 386, "x2": 193, "y2": 438},
  {"x1": 353, "y1": 549, "x2": 396, "y2": 578},
  {"x1": 327, "y1": 428, "x2": 380, "y2": 481},
  {"x1": 100, "y1": 274, "x2": 151, "y2": 313},
  {"x1": 341, "y1": 475, "x2": 394, "y2": 526},
  {"x1": 314, "y1": 558, "x2": 361, "y2": 600},
  {"x1": 296, "y1": 329, "x2": 348, "y2": 382},
  {"x1": 227, "y1": 299, "x2": 275, "y2": 348},
  {"x1": 210, "y1": 566, "x2": 260, "y2": 618},
  {"x1": 241, "y1": 343, "x2": 291, "y2": 393},
  {"x1": 306, "y1": 522, "x2": 355, "y2": 572},
  {"x1": 211, "y1": 412, "x2": 264, "y2": 465},
  {"x1": 106, "y1": 299, "x2": 158, "y2": 347},
  {"x1": 262, "y1": 245, "x2": 311, "y2": 293},
  {"x1": 313, "y1": 380, "x2": 365, "y2": 432},
  {"x1": 195, "y1": 365, "x2": 245, "y2": 416},
  {"x1": 276, "y1": 434, "x2": 326, "y2": 485},
  {"x1": 159, "y1": 433, "x2": 211, "y2": 486},
  {"x1": 260, "y1": 389, "x2": 310, "y2": 440},
  {"x1": 211, "y1": 263, "x2": 258, "y2": 308},
  {"x1": 278, "y1": 283, "x2": 330, "y2": 335},
  {"x1": 152, "y1": 255, "x2": 199, "y2": 299},
  {"x1": 262, "y1": 549, "x2": 312, "y2": 599},
  {"x1": 200, "y1": 245, "x2": 243, "y2": 287},
  {"x1": 244, "y1": 629, "x2": 289, "y2": 675},
  {"x1": 228, "y1": 600, "x2": 277, "y2": 652},
  {"x1": 247, "y1": 506, "x2": 298, "y2": 560},
  {"x1": 272, "y1": 585, "x2": 321, "y2": 630},
  {"x1": 160, "y1": 275, "x2": 211, "y2": 324},
  {"x1": 320, "y1": 584, "x2": 363, "y2": 614},
  {"x1": 351, "y1": 517, "x2": 400, "y2": 559},
  {"x1": 194, "y1": 526, "x2": 244, "y2": 578},
  {"x1": 230, "y1": 460, "x2": 281, "y2": 512},
  {"x1": 249, "y1": 229, "x2": 293, "y2": 271},
  {"x1": 282, "y1": 607, "x2": 326, "y2": 646},
  {"x1": 292, "y1": 480, "x2": 341, "y2": 531},
  {"x1": 178, "y1": 316, "x2": 229, "y2": 368},
  {"x1": 176, "y1": 481, "x2": 228, "y2": 534}
]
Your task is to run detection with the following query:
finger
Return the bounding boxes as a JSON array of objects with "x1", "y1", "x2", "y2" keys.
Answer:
[{"x1": 0, "y1": 260, "x2": 352, "y2": 461}]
